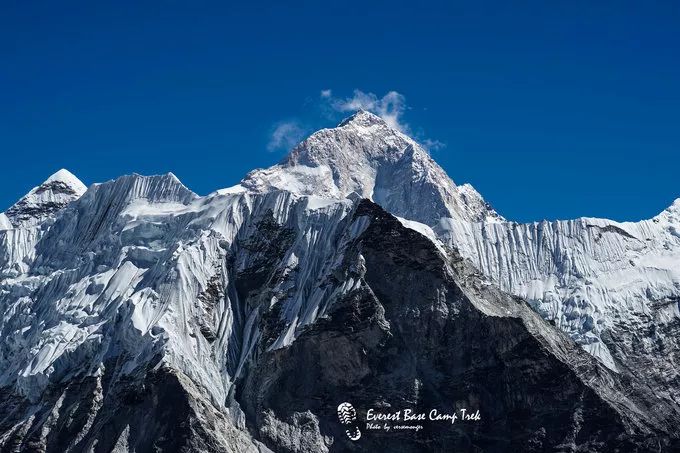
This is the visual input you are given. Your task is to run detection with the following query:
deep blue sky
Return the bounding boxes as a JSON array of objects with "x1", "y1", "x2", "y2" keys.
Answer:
[{"x1": 2, "y1": 1, "x2": 678, "y2": 222}]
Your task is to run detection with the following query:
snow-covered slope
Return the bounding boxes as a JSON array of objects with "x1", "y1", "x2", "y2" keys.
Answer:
[
  {"x1": 442, "y1": 202, "x2": 680, "y2": 376},
  {"x1": 0, "y1": 168, "x2": 362, "y2": 450},
  {"x1": 0, "y1": 113, "x2": 678, "y2": 451},
  {"x1": 0, "y1": 214, "x2": 11, "y2": 231}
]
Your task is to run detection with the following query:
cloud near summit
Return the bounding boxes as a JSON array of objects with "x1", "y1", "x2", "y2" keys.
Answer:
[
  {"x1": 322, "y1": 89, "x2": 408, "y2": 133},
  {"x1": 267, "y1": 121, "x2": 306, "y2": 152},
  {"x1": 266, "y1": 89, "x2": 444, "y2": 153}
]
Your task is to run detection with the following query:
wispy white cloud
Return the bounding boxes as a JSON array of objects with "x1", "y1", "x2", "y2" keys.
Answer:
[
  {"x1": 421, "y1": 138, "x2": 446, "y2": 152},
  {"x1": 321, "y1": 89, "x2": 444, "y2": 151},
  {"x1": 267, "y1": 90, "x2": 444, "y2": 153},
  {"x1": 325, "y1": 89, "x2": 408, "y2": 132},
  {"x1": 267, "y1": 121, "x2": 306, "y2": 152}
]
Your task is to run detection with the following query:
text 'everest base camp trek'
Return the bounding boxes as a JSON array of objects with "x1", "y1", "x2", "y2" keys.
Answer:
[{"x1": 0, "y1": 110, "x2": 679, "y2": 452}]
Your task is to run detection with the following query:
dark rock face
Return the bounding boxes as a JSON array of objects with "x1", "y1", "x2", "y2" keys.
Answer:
[
  {"x1": 0, "y1": 360, "x2": 264, "y2": 453},
  {"x1": 5, "y1": 181, "x2": 80, "y2": 226},
  {"x1": 602, "y1": 296, "x2": 680, "y2": 412},
  {"x1": 237, "y1": 200, "x2": 680, "y2": 452},
  {"x1": 235, "y1": 209, "x2": 297, "y2": 304}
]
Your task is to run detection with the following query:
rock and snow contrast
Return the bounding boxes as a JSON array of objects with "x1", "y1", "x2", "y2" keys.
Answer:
[
  {"x1": 0, "y1": 111, "x2": 678, "y2": 452},
  {"x1": 3, "y1": 169, "x2": 87, "y2": 228}
]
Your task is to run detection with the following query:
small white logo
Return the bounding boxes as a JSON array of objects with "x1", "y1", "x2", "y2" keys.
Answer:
[{"x1": 337, "y1": 402, "x2": 361, "y2": 441}]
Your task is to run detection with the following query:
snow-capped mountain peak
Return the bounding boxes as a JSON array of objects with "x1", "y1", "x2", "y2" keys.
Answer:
[
  {"x1": 242, "y1": 110, "x2": 502, "y2": 225},
  {"x1": 286, "y1": 110, "x2": 416, "y2": 166},
  {"x1": 44, "y1": 168, "x2": 87, "y2": 192},
  {"x1": 3, "y1": 169, "x2": 87, "y2": 228},
  {"x1": 336, "y1": 109, "x2": 387, "y2": 128}
]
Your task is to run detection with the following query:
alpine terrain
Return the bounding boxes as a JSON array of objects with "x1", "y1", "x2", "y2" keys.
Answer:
[{"x1": 0, "y1": 111, "x2": 678, "y2": 452}]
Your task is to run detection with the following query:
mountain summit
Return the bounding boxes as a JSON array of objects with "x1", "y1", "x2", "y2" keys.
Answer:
[
  {"x1": 243, "y1": 111, "x2": 501, "y2": 224},
  {"x1": 336, "y1": 109, "x2": 386, "y2": 127},
  {"x1": 3, "y1": 169, "x2": 86, "y2": 228}
]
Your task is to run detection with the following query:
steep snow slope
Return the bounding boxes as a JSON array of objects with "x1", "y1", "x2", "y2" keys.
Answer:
[
  {"x1": 441, "y1": 203, "x2": 680, "y2": 377},
  {"x1": 0, "y1": 214, "x2": 11, "y2": 231},
  {"x1": 0, "y1": 169, "x2": 364, "y2": 450}
]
